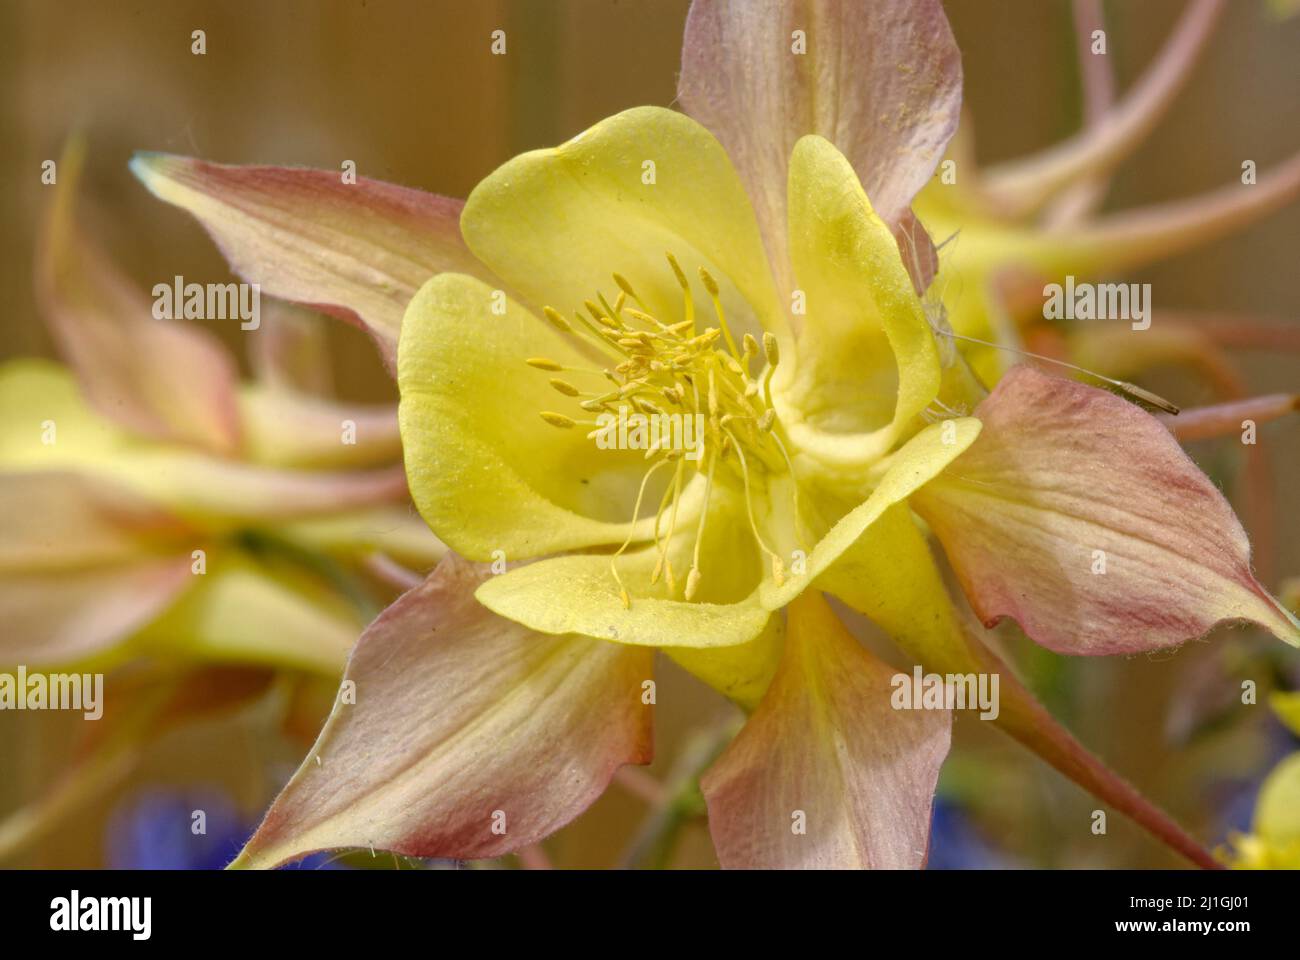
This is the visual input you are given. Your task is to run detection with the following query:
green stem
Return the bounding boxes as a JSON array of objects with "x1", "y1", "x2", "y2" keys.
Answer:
[{"x1": 617, "y1": 716, "x2": 741, "y2": 870}]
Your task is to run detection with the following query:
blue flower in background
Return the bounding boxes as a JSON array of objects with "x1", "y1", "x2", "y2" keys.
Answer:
[
  {"x1": 106, "y1": 788, "x2": 348, "y2": 869},
  {"x1": 106, "y1": 788, "x2": 245, "y2": 870},
  {"x1": 927, "y1": 798, "x2": 1015, "y2": 870},
  {"x1": 1210, "y1": 716, "x2": 1299, "y2": 846}
]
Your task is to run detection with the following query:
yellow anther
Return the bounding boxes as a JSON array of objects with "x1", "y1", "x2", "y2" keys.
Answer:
[
  {"x1": 685, "y1": 567, "x2": 701, "y2": 601},
  {"x1": 613, "y1": 273, "x2": 639, "y2": 300},
  {"x1": 666, "y1": 252, "x2": 688, "y2": 289},
  {"x1": 540, "y1": 411, "x2": 577, "y2": 429},
  {"x1": 763, "y1": 331, "x2": 780, "y2": 367},
  {"x1": 549, "y1": 378, "x2": 581, "y2": 397},
  {"x1": 584, "y1": 300, "x2": 622, "y2": 333},
  {"x1": 543, "y1": 306, "x2": 571, "y2": 332},
  {"x1": 570, "y1": 309, "x2": 615, "y2": 347},
  {"x1": 700, "y1": 273, "x2": 739, "y2": 358},
  {"x1": 558, "y1": 263, "x2": 800, "y2": 606}
]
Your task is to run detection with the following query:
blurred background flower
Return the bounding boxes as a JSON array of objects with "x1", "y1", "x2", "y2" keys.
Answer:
[
  {"x1": 104, "y1": 786, "x2": 364, "y2": 868},
  {"x1": 1, "y1": 0, "x2": 1296, "y2": 868}
]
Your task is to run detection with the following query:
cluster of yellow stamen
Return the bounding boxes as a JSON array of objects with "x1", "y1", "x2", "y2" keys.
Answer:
[{"x1": 531, "y1": 254, "x2": 799, "y2": 608}]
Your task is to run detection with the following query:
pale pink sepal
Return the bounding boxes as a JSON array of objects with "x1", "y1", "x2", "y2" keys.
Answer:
[
  {"x1": 231, "y1": 555, "x2": 654, "y2": 867},
  {"x1": 702, "y1": 592, "x2": 949, "y2": 869},
  {"x1": 0, "y1": 471, "x2": 197, "y2": 667},
  {"x1": 39, "y1": 145, "x2": 241, "y2": 453},
  {"x1": 915, "y1": 365, "x2": 1300, "y2": 655},
  {"x1": 131, "y1": 153, "x2": 495, "y2": 368},
  {"x1": 679, "y1": 0, "x2": 961, "y2": 293}
]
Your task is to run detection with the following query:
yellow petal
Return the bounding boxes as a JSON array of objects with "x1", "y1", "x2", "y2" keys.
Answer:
[
  {"x1": 816, "y1": 502, "x2": 976, "y2": 671},
  {"x1": 0, "y1": 559, "x2": 194, "y2": 669},
  {"x1": 780, "y1": 135, "x2": 943, "y2": 468},
  {"x1": 761, "y1": 417, "x2": 981, "y2": 610},
  {"x1": 130, "y1": 551, "x2": 361, "y2": 676},
  {"x1": 275, "y1": 507, "x2": 446, "y2": 570},
  {"x1": 475, "y1": 482, "x2": 772, "y2": 651},
  {"x1": 474, "y1": 556, "x2": 770, "y2": 652},
  {"x1": 398, "y1": 272, "x2": 700, "y2": 560},
  {"x1": 461, "y1": 105, "x2": 787, "y2": 344},
  {"x1": 0, "y1": 359, "x2": 124, "y2": 468},
  {"x1": 237, "y1": 385, "x2": 401, "y2": 469},
  {"x1": 1271, "y1": 692, "x2": 1300, "y2": 738},
  {"x1": 1, "y1": 360, "x2": 407, "y2": 526},
  {"x1": 662, "y1": 616, "x2": 783, "y2": 712},
  {"x1": 1254, "y1": 755, "x2": 1300, "y2": 853},
  {"x1": 0, "y1": 471, "x2": 192, "y2": 571}
]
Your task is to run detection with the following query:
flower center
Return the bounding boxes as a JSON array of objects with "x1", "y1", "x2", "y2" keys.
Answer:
[{"x1": 530, "y1": 253, "x2": 800, "y2": 606}]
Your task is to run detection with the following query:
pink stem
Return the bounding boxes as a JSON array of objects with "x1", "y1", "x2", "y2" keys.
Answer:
[
  {"x1": 1160, "y1": 394, "x2": 1300, "y2": 441},
  {"x1": 983, "y1": 0, "x2": 1227, "y2": 215}
]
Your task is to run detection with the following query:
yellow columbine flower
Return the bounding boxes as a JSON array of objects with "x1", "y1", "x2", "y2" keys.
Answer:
[
  {"x1": 409, "y1": 116, "x2": 977, "y2": 691},
  {"x1": 396, "y1": 106, "x2": 1297, "y2": 866},
  {"x1": 1222, "y1": 692, "x2": 1300, "y2": 869},
  {"x1": 131, "y1": 0, "x2": 1297, "y2": 870}
]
